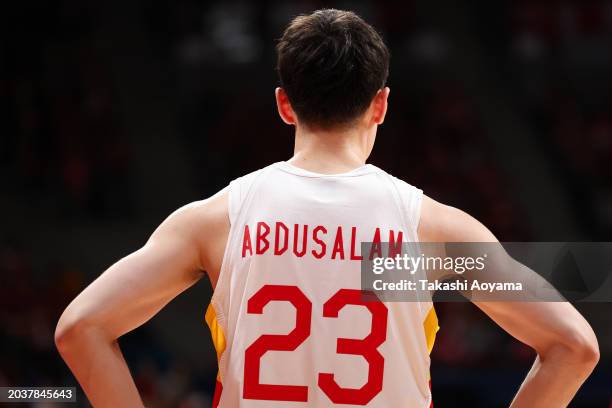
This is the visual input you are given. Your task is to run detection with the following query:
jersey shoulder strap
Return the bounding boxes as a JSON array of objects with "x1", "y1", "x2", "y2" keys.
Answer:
[
  {"x1": 227, "y1": 163, "x2": 281, "y2": 225},
  {"x1": 369, "y1": 165, "x2": 424, "y2": 238}
]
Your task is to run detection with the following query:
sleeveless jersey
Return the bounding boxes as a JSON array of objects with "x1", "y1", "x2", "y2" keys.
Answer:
[{"x1": 206, "y1": 161, "x2": 438, "y2": 407}]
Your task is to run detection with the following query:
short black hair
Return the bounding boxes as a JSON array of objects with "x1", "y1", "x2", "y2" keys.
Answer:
[{"x1": 276, "y1": 9, "x2": 390, "y2": 128}]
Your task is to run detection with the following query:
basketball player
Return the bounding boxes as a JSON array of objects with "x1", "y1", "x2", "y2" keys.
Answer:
[{"x1": 55, "y1": 9, "x2": 598, "y2": 408}]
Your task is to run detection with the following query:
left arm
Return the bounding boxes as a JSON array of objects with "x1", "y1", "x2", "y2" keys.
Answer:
[{"x1": 55, "y1": 191, "x2": 229, "y2": 407}]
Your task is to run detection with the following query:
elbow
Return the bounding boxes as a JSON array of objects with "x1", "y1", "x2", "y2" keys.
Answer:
[
  {"x1": 54, "y1": 309, "x2": 93, "y2": 356},
  {"x1": 549, "y1": 324, "x2": 600, "y2": 372},
  {"x1": 568, "y1": 323, "x2": 600, "y2": 367},
  {"x1": 571, "y1": 332, "x2": 600, "y2": 368},
  {"x1": 54, "y1": 315, "x2": 79, "y2": 356}
]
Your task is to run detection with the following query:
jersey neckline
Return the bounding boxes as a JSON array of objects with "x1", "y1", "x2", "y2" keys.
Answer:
[{"x1": 276, "y1": 161, "x2": 377, "y2": 178}]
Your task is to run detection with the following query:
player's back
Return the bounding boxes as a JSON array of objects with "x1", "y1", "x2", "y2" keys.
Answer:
[{"x1": 207, "y1": 161, "x2": 437, "y2": 407}]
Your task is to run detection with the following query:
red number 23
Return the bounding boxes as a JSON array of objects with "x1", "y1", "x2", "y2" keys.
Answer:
[{"x1": 243, "y1": 285, "x2": 388, "y2": 405}]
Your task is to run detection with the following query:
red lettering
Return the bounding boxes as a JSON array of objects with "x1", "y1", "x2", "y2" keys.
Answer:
[
  {"x1": 350, "y1": 227, "x2": 363, "y2": 260},
  {"x1": 331, "y1": 227, "x2": 345, "y2": 260},
  {"x1": 242, "y1": 225, "x2": 253, "y2": 257},
  {"x1": 256, "y1": 222, "x2": 270, "y2": 255},
  {"x1": 293, "y1": 224, "x2": 308, "y2": 257},
  {"x1": 243, "y1": 222, "x2": 404, "y2": 262},
  {"x1": 389, "y1": 230, "x2": 403, "y2": 258},
  {"x1": 274, "y1": 222, "x2": 289, "y2": 255},
  {"x1": 311, "y1": 226, "x2": 327, "y2": 259},
  {"x1": 369, "y1": 228, "x2": 382, "y2": 260}
]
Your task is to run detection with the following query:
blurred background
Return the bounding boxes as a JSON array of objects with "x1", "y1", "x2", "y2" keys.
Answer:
[{"x1": 1, "y1": 0, "x2": 612, "y2": 406}]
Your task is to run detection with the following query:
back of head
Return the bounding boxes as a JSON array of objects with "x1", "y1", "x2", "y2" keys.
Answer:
[{"x1": 276, "y1": 9, "x2": 390, "y2": 129}]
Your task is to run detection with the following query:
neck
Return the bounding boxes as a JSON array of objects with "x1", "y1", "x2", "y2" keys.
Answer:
[{"x1": 288, "y1": 124, "x2": 374, "y2": 174}]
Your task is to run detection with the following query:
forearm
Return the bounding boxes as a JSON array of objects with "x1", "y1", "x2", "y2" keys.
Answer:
[
  {"x1": 510, "y1": 345, "x2": 597, "y2": 408},
  {"x1": 56, "y1": 327, "x2": 143, "y2": 408}
]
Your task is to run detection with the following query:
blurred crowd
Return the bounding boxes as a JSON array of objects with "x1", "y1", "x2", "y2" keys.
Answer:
[
  {"x1": 0, "y1": 242, "x2": 215, "y2": 407},
  {"x1": 504, "y1": 1, "x2": 612, "y2": 238},
  {"x1": 1, "y1": 0, "x2": 132, "y2": 218},
  {"x1": 2, "y1": 1, "x2": 611, "y2": 407},
  {"x1": 170, "y1": 0, "x2": 533, "y2": 241}
]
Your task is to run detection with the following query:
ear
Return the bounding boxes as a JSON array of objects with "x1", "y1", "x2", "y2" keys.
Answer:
[
  {"x1": 275, "y1": 87, "x2": 297, "y2": 125},
  {"x1": 370, "y1": 87, "x2": 390, "y2": 125}
]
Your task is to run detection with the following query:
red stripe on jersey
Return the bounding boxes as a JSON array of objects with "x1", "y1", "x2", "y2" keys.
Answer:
[{"x1": 212, "y1": 380, "x2": 223, "y2": 408}]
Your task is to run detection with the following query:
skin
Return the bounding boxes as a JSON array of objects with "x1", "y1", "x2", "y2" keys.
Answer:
[{"x1": 56, "y1": 86, "x2": 599, "y2": 407}]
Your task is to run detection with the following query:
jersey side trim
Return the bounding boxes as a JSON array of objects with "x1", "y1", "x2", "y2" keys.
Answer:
[
  {"x1": 205, "y1": 303, "x2": 227, "y2": 380},
  {"x1": 423, "y1": 306, "x2": 439, "y2": 355}
]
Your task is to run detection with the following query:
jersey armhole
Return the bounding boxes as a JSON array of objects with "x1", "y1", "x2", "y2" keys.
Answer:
[
  {"x1": 209, "y1": 168, "x2": 269, "y2": 333},
  {"x1": 383, "y1": 173, "x2": 423, "y2": 241},
  {"x1": 384, "y1": 175, "x2": 433, "y2": 315},
  {"x1": 227, "y1": 179, "x2": 242, "y2": 225}
]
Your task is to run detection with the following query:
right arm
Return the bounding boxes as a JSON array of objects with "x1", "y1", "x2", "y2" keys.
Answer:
[{"x1": 418, "y1": 195, "x2": 599, "y2": 408}]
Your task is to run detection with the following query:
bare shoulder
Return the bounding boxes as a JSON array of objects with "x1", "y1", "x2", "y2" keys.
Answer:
[
  {"x1": 418, "y1": 195, "x2": 496, "y2": 242},
  {"x1": 154, "y1": 188, "x2": 229, "y2": 238},
  {"x1": 176, "y1": 188, "x2": 229, "y2": 230},
  {"x1": 151, "y1": 188, "x2": 230, "y2": 284}
]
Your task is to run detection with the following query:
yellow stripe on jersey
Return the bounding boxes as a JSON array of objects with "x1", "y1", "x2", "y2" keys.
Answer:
[
  {"x1": 423, "y1": 306, "x2": 439, "y2": 355},
  {"x1": 206, "y1": 303, "x2": 227, "y2": 381}
]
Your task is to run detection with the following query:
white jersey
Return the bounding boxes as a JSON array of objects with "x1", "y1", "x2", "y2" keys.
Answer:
[{"x1": 206, "y1": 162, "x2": 438, "y2": 408}]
